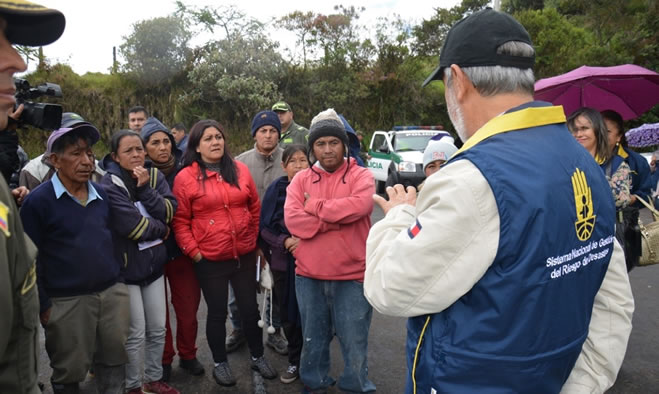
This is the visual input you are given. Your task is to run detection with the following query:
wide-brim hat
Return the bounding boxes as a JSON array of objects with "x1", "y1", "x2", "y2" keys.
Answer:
[
  {"x1": 0, "y1": 0, "x2": 65, "y2": 46},
  {"x1": 46, "y1": 124, "x2": 100, "y2": 154}
]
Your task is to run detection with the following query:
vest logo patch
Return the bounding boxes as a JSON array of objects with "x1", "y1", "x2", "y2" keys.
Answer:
[
  {"x1": 572, "y1": 168, "x2": 596, "y2": 241},
  {"x1": 407, "y1": 219, "x2": 422, "y2": 239}
]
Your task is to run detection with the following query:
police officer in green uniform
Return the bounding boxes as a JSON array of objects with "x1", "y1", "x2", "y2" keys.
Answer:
[
  {"x1": 272, "y1": 101, "x2": 309, "y2": 147},
  {"x1": 0, "y1": 1, "x2": 65, "y2": 393}
]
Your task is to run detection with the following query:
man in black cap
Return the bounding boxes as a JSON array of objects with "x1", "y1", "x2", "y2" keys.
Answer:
[
  {"x1": 365, "y1": 8, "x2": 634, "y2": 393},
  {"x1": 0, "y1": 1, "x2": 64, "y2": 393}
]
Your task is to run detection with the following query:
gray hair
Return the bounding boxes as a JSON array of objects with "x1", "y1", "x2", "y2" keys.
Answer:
[{"x1": 444, "y1": 41, "x2": 536, "y2": 97}]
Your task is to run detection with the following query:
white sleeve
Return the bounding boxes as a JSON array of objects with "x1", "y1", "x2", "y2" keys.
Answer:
[
  {"x1": 561, "y1": 239, "x2": 634, "y2": 394},
  {"x1": 364, "y1": 160, "x2": 500, "y2": 317}
]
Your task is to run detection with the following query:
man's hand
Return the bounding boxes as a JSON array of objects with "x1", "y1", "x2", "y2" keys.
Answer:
[
  {"x1": 284, "y1": 236, "x2": 300, "y2": 254},
  {"x1": 40, "y1": 307, "x2": 51, "y2": 326},
  {"x1": 192, "y1": 253, "x2": 202, "y2": 263},
  {"x1": 11, "y1": 186, "x2": 28, "y2": 205},
  {"x1": 373, "y1": 184, "x2": 417, "y2": 215},
  {"x1": 8, "y1": 104, "x2": 23, "y2": 122},
  {"x1": 132, "y1": 166, "x2": 149, "y2": 187},
  {"x1": 303, "y1": 192, "x2": 310, "y2": 206}
]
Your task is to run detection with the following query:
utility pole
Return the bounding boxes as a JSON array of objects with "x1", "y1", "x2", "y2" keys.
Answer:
[
  {"x1": 112, "y1": 46, "x2": 118, "y2": 74},
  {"x1": 493, "y1": 0, "x2": 501, "y2": 11}
]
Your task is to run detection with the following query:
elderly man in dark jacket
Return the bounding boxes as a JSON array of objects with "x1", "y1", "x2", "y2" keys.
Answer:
[{"x1": 20, "y1": 125, "x2": 130, "y2": 394}]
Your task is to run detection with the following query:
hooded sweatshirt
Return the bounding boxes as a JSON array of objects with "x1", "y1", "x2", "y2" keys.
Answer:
[{"x1": 284, "y1": 157, "x2": 374, "y2": 281}]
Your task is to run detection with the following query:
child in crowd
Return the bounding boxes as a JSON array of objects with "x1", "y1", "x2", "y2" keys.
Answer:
[
  {"x1": 422, "y1": 134, "x2": 458, "y2": 178},
  {"x1": 259, "y1": 144, "x2": 309, "y2": 384}
]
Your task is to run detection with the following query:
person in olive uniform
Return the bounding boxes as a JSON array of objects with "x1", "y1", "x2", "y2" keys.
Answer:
[
  {"x1": 0, "y1": 1, "x2": 65, "y2": 393},
  {"x1": 272, "y1": 101, "x2": 309, "y2": 147}
]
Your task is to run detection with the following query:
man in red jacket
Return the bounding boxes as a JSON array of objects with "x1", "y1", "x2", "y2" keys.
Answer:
[{"x1": 285, "y1": 108, "x2": 376, "y2": 393}]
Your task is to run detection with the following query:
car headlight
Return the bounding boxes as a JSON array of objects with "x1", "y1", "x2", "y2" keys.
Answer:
[{"x1": 398, "y1": 161, "x2": 416, "y2": 172}]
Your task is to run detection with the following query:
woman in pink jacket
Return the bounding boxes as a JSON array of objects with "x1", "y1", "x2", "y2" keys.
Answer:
[{"x1": 172, "y1": 120, "x2": 276, "y2": 387}]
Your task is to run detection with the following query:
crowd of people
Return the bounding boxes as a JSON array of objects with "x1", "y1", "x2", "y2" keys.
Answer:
[{"x1": 1, "y1": 2, "x2": 656, "y2": 394}]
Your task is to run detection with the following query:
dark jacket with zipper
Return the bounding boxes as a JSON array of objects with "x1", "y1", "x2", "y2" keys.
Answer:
[
  {"x1": 100, "y1": 156, "x2": 177, "y2": 286},
  {"x1": 145, "y1": 148, "x2": 183, "y2": 261}
]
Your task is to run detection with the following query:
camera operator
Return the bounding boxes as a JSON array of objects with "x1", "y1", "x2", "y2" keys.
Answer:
[{"x1": 0, "y1": 1, "x2": 65, "y2": 394}]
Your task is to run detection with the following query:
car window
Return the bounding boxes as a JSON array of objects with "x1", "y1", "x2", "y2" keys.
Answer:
[
  {"x1": 372, "y1": 134, "x2": 387, "y2": 151},
  {"x1": 394, "y1": 135, "x2": 434, "y2": 152}
]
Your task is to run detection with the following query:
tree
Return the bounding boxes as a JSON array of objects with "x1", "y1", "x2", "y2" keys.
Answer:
[
  {"x1": 502, "y1": 0, "x2": 545, "y2": 13},
  {"x1": 279, "y1": 11, "x2": 318, "y2": 69},
  {"x1": 187, "y1": 34, "x2": 284, "y2": 120},
  {"x1": 119, "y1": 16, "x2": 191, "y2": 85},
  {"x1": 412, "y1": 0, "x2": 489, "y2": 57}
]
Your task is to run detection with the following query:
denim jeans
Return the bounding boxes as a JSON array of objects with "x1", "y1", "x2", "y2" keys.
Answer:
[
  {"x1": 295, "y1": 276, "x2": 376, "y2": 393},
  {"x1": 125, "y1": 276, "x2": 166, "y2": 390}
]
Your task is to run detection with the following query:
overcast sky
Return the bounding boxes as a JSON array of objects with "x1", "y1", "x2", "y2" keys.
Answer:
[{"x1": 28, "y1": 0, "x2": 463, "y2": 75}]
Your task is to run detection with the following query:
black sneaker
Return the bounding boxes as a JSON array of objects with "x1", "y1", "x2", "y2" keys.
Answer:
[
  {"x1": 266, "y1": 331, "x2": 288, "y2": 355},
  {"x1": 161, "y1": 364, "x2": 172, "y2": 382},
  {"x1": 179, "y1": 358, "x2": 204, "y2": 376},
  {"x1": 251, "y1": 356, "x2": 277, "y2": 379},
  {"x1": 213, "y1": 362, "x2": 236, "y2": 387},
  {"x1": 280, "y1": 364, "x2": 299, "y2": 383},
  {"x1": 225, "y1": 329, "x2": 246, "y2": 353}
]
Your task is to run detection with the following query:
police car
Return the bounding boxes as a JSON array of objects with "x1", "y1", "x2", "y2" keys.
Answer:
[{"x1": 367, "y1": 126, "x2": 452, "y2": 192}]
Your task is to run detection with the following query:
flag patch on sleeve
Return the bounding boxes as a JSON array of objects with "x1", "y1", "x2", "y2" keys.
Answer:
[
  {"x1": 0, "y1": 201, "x2": 10, "y2": 237},
  {"x1": 407, "y1": 219, "x2": 422, "y2": 239}
]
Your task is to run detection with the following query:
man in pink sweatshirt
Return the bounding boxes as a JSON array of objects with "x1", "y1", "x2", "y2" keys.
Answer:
[{"x1": 284, "y1": 109, "x2": 376, "y2": 393}]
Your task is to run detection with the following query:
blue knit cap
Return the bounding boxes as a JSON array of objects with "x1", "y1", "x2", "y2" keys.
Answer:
[{"x1": 251, "y1": 110, "x2": 281, "y2": 137}]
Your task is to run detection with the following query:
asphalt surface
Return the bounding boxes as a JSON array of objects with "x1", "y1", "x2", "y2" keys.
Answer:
[{"x1": 37, "y1": 205, "x2": 658, "y2": 393}]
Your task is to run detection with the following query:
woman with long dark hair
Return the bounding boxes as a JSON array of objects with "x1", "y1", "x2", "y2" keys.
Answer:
[
  {"x1": 171, "y1": 120, "x2": 276, "y2": 387},
  {"x1": 601, "y1": 110, "x2": 653, "y2": 271}
]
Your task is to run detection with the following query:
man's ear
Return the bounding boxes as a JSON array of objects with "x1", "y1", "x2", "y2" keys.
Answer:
[
  {"x1": 449, "y1": 64, "x2": 471, "y2": 103},
  {"x1": 49, "y1": 153, "x2": 60, "y2": 170}
]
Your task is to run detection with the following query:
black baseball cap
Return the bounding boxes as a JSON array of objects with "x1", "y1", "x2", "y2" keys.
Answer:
[
  {"x1": 422, "y1": 8, "x2": 534, "y2": 87},
  {"x1": 0, "y1": 0, "x2": 65, "y2": 46}
]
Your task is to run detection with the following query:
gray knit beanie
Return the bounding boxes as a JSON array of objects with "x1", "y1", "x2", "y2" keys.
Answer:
[{"x1": 308, "y1": 108, "x2": 349, "y2": 149}]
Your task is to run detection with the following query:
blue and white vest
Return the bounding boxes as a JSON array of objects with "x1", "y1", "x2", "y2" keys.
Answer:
[{"x1": 406, "y1": 102, "x2": 616, "y2": 394}]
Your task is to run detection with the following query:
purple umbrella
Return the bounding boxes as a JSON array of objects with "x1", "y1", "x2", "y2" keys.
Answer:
[
  {"x1": 625, "y1": 123, "x2": 659, "y2": 148},
  {"x1": 534, "y1": 64, "x2": 659, "y2": 120}
]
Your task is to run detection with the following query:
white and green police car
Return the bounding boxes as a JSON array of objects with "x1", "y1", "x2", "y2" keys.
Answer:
[{"x1": 367, "y1": 126, "x2": 452, "y2": 192}]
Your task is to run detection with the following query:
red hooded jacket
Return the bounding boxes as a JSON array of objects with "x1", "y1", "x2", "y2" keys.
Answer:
[{"x1": 173, "y1": 161, "x2": 260, "y2": 261}]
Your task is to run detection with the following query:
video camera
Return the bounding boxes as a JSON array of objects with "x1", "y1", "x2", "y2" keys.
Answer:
[{"x1": 14, "y1": 78, "x2": 63, "y2": 130}]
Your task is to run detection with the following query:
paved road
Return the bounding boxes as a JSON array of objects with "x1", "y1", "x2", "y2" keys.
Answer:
[{"x1": 38, "y1": 206, "x2": 658, "y2": 393}]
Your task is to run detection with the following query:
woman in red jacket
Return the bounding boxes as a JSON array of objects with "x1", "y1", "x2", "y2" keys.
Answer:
[{"x1": 172, "y1": 120, "x2": 276, "y2": 387}]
